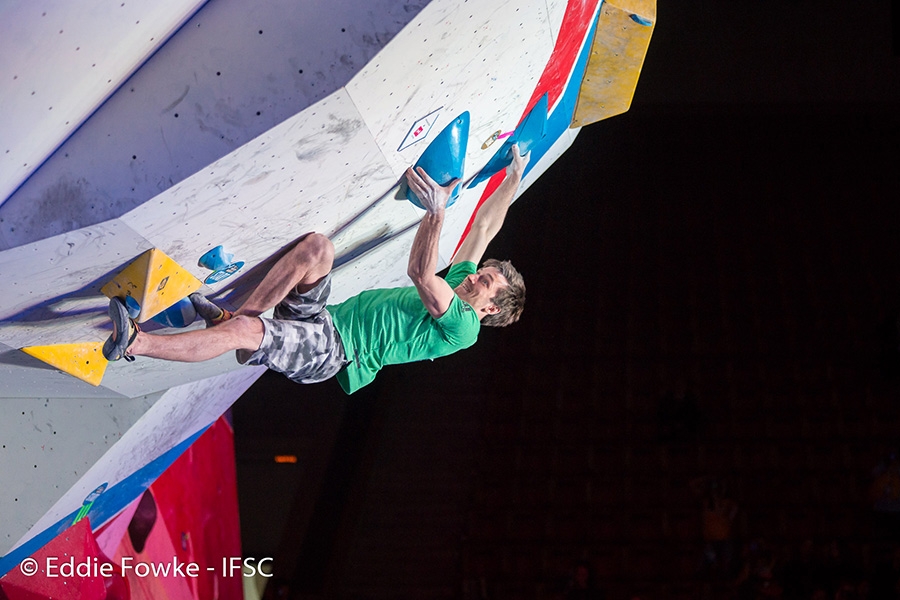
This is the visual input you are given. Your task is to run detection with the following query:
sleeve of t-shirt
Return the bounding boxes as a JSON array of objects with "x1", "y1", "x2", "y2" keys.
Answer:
[
  {"x1": 436, "y1": 261, "x2": 480, "y2": 345},
  {"x1": 435, "y1": 295, "x2": 479, "y2": 345}
]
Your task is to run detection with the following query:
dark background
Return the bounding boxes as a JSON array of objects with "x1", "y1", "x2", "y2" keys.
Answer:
[{"x1": 233, "y1": 2, "x2": 900, "y2": 598}]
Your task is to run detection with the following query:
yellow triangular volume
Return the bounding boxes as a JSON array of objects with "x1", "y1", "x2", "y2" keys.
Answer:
[
  {"x1": 100, "y1": 248, "x2": 202, "y2": 322},
  {"x1": 22, "y1": 342, "x2": 109, "y2": 386}
]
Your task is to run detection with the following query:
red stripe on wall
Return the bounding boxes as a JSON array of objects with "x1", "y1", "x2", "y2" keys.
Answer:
[{"x1": 453, "y1": 0, "x2": 599, "y2": 259}]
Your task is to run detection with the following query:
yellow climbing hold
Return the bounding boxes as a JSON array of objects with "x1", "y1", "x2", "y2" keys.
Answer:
[
  {"x1": 22, "y1": 342, "x2": 108, "y2": 387},
  {"x1": 100, "y1": 248, "x2": 201, "y2": 323}
]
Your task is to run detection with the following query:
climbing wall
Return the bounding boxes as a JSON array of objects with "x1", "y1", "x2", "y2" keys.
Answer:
[{"x1": 0, "y1": 0, "x2": 655, "y2": 574}]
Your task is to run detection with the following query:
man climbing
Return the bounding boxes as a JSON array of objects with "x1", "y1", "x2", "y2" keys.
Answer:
[{"x1": 102, "y1": 145, "x2": 529, "y2": 394}]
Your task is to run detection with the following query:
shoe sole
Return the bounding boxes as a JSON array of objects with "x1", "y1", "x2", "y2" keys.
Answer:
[{"x1": 103, "y1": 298, "x2": 132, "y2": 361}]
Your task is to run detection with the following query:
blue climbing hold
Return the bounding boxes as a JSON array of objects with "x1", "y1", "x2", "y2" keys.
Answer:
[
  {"x1": 198, "y1": 245, "x2": 244, "y2": 284},
  {"x1": 124, "y1": 295, "x2": 141, "y2": 319},
  {"x1": 406, "y1": 112, "x2": 470, "y2": 209},
  {"x1": 630, "y1": 14, "x2": 653, "y2": 26},
  {"x1": 468, "y1": 93, "x2": 548, "y2": 189},
  {"x1": 151, "y1": 296, "x2": 198, "y2": 328},
  {"x1": 199, "y1": 245, "x2": 233, "y2": 271}
]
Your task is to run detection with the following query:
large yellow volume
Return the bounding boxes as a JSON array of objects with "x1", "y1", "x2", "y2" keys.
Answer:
[
  {"x1": 100, "y1": 248, "x2": 201, "y2": 323},
  {"x1": 572, "y1": 0, "x2": 656, "y2": 127},
  {"x1": 22, "y1": 342, "x2": 108, "y2": 386}
]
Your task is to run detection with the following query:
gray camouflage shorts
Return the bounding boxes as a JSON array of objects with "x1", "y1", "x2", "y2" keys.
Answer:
[{"x1": 241, "y1": 273, "x2": 347, "y2": 384}]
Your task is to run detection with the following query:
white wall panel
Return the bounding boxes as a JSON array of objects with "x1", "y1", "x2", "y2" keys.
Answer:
[
  {"x1": 14, "y1": 367, "x2": 262, "y2": 553},
  {"x1": 0, "y1": 0, "x2": 206, "y2": 207},
  {"x1": 0, "y1": 391, "x2": 160, "y2": 555},
  {"x1": 0, "y1": 0, "x2": 428, "y2": 251}
]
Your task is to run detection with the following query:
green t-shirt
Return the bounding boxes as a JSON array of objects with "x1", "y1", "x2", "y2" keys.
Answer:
[{"x1": 328, "y1": 261, "x2": 480, "y2": 394}]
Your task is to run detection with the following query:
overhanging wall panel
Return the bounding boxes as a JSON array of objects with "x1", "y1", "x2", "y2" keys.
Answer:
[
  {"x1": 0, "y1": 0, "x2": 428, "y2": 251},
  {"x1": 0, "y1": 0, "x2": 207, "y2": 206}
]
